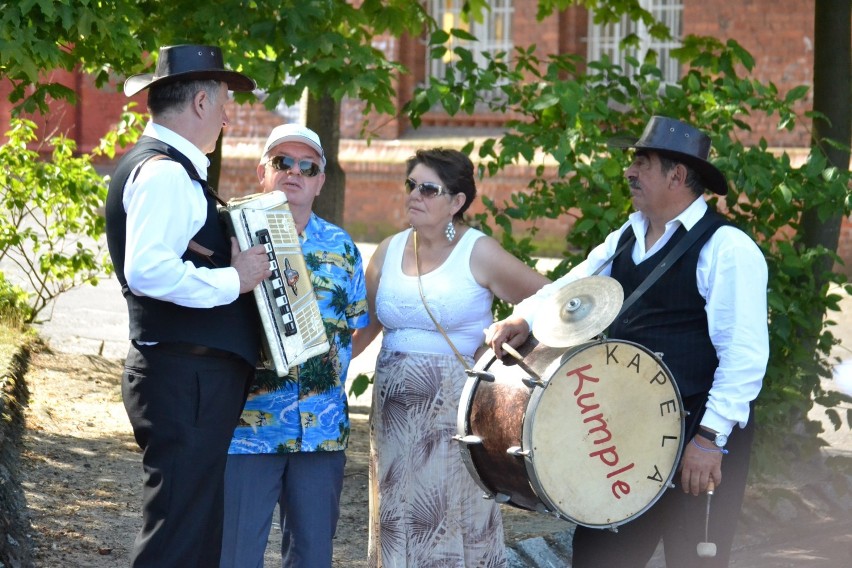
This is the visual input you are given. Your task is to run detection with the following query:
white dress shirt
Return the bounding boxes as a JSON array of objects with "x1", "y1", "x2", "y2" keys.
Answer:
[
  {"x1": 514, "y1": 197, "x2": 769, "y2": 436},
  {"x1": 121, "y1": 122, "x2": 240, "y2": 308}
]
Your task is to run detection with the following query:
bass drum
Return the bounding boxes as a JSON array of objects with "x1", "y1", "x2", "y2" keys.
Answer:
[{"x1": 456, "y1": 337, "x2": 684, "y2": 529}]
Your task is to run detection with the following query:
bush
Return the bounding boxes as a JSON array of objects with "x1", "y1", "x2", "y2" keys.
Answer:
[
  {"x1": 0, "y1": 273, "x2": 31, "y2": 326},
  {"x1": 0, "y1": 108, "x2": 144, "y2": 324}
]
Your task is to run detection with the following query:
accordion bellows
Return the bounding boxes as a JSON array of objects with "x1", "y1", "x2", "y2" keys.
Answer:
[{"x1": 221, "y1": 191, "x2": 329, "y2": 376}]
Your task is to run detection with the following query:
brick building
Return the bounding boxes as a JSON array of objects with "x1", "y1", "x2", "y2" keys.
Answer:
[{"x1": 2, "y1": 1, "x2": 850, "y2": 272}]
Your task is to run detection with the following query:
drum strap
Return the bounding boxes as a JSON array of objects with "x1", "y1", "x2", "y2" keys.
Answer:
[
  {"x1": 615, "y1": 213, "x2": 718, "y2": 318},
  {"x1": 412, "y1": 230, "x2": 471, "y2": 370},
  {"x1": 592, "y1": 233, "x2": 636, "y2": 276}
]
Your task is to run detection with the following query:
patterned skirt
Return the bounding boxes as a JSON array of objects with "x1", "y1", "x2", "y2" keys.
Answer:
[{"x1": 368, "y1": 349, "x2": 506, "y2": 568}]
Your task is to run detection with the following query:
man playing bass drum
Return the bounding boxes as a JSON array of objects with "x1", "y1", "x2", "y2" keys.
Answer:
[{"x1": 486, "y1": 116, "x2": 769, "y2": 568}]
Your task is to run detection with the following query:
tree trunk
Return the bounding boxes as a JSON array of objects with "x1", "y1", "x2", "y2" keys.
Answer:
[
  {"x1": 305, "y1": 93, "x2": 344, "y2": 226},
  {"x1": 207, "y1": 131, "x2": 223, "y2": 196},
  {"x1": 801, "y1": 1, "x2": 851, "y2": 279}
]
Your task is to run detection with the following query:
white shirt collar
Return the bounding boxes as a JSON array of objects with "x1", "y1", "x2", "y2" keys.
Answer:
[
  {"x1": 627, "y1": 196, "x2": 709, "y2": 258},
  {"x1": 143, "y1": 121, "x2": 210, "y2": 181},
  {"x1": 674, "y1": 196, "x2": 710, "y2": 230},
  {"x1": 628, "y1": 195, "x2": 708, "y2": 233}
]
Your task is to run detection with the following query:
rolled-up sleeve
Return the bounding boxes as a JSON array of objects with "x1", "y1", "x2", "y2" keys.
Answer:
[{"x1": 700, "y1": 226, "x2": 769, "y2": 434}]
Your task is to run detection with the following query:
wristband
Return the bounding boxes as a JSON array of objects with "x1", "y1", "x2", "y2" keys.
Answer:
[{"x1": 691, "y1": 437, "x2": 729, "y2": 455}]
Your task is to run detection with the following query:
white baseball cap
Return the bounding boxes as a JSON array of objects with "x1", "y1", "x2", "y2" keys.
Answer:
[{"x1": 261, "y1": 123, "x2": 326, "y2": 169}]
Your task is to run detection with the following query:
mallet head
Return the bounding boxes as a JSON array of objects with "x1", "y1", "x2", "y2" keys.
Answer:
[{"x1": 697, "y1": 541, "x2": 717, "y2": 558}]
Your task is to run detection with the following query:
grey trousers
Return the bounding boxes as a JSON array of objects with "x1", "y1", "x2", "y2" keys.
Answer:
[{"x1": 220, "y1": 451, "x2": 346, "y2": 568}]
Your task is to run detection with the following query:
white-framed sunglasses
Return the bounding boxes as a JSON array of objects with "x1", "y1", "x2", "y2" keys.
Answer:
[{"x1": 404, "y1": 177, "x2": 448, "y2": 198}]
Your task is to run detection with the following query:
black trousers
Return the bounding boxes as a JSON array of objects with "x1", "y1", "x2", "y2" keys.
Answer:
[
  {"x1": 122, "y1": 343, "x2": 253, "y2": 568},
  {"x1": 572, "y1": 396, "x2": 755, "y2": 568}
]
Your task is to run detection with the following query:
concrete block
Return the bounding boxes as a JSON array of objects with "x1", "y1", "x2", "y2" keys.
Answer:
[{"x1": 515, "y1": 536, "x2": 568, "y2": 567}]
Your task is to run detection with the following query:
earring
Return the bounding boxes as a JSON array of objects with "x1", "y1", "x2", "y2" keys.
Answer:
[{"x1": 445, "y1": 221, "x2": 456, "y2": 242}]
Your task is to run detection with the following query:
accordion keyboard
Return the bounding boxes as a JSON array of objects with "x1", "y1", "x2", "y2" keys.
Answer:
[
  {"x1": 264, "y1": 211, "x2": 326, "y2": 347},
  {"x1": 222, "y1": 191, "x2": 330, "y2": 376}
]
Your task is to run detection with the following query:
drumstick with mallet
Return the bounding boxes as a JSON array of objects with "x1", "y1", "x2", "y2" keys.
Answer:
[
  {"x1": 697, "y1": 479, "x2": 717, "y2": 558},
  {"x1": 501, "y1": 343, "x2": 544, "y2": 385}
]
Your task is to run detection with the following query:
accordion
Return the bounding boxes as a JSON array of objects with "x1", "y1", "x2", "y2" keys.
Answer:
[{"x1": 221, "y1": 191, "x2": 329, "y2": 376}]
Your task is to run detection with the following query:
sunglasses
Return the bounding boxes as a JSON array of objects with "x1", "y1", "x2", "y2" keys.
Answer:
[
  {"x1": 268, "y1": 155, "x2": 322, "y2": 177},
  {"x1": 404, "y1": 178, "x2": 448, "y2": 198}
]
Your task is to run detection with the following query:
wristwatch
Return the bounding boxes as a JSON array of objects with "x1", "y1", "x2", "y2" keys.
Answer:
[{"x1": 696, "y1": 427, "x2": 728, "y2": 449}]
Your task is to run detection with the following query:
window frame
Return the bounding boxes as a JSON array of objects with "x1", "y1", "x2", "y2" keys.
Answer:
[
  {"x1": 586, "y1": 0, "x2": 683, "y2": 83},
  {"x1": 426, "y1": 0, "x2": 515, "y2": 105}
]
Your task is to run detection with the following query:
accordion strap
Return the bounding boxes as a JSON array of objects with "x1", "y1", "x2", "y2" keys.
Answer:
[
  {"x1": 413, "y1": 230, "x2": 470, "y2": 369},
  {"x1": 186, "y1": 240, "x2": 220, "y2": 267},
  {"x1": 133, "y1": 153, "x2": 227, "y2": 207}
]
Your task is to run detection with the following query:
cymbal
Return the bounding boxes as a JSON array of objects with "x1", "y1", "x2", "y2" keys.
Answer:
[{"x1": 532, "y1": 276, "x2": 624, "y2": 347}]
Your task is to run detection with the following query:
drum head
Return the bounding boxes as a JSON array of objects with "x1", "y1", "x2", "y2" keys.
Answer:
[{"x1": 524, "y1": 340, "x2": 684, "y2": 528}]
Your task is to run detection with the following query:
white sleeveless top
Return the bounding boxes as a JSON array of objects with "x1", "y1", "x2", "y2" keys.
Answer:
[{"x1": 376, "y1": 228, "x2": 494, "y2": 357}]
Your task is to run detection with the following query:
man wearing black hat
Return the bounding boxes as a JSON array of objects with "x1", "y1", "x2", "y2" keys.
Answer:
[
  {"x1": 486, "y1": 116, "x2": 769, "y2": 567},
  {"x1": 105, "y1": 45, "x2": 272, "y2": 567}
]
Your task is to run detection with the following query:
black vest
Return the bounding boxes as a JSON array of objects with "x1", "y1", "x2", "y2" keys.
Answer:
[
  {"x1": 104, "y1": 136, "x2": 261, "y2": 364},
  {"x1": 608, "y1": 209, "x2": 728, "y2": 397}
]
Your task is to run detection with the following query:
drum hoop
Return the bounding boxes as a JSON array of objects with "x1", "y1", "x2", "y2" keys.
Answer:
[
  {"x1": 455, "y1": 361, "x2": 501, "y2": 499},
  {"x1": 522, "y1": 338, "x2": 685, "y2": 528}
]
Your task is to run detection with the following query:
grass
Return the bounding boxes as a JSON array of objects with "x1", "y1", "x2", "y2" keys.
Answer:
[
  {"x1": 0, "y1": 321, "x2": 20, "y2": 372},
  {"x1": 0, "y1": 317, "x2": 36, "y2": 375}
]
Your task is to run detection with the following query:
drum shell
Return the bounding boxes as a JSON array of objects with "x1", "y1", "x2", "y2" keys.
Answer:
[{"x1": 457, "y1": 338, "x2": 565, "y2": 512}]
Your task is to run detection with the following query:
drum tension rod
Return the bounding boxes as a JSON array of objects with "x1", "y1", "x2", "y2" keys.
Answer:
[
  {"x1": 465, "y1": 369, "x2": 495, "y2": 382},
  {"x1": 506, "y1": 446, "x2": 531, "y2": 458},
  {"x1": 521, "y1": 376, "x2": 545, "y2": 388},
  {"x1": 494, "y1": 493, "x2": 511, "y2": 504},
  {"x1": 501, "y1": 344, "x2": 545, "y2": 387}
]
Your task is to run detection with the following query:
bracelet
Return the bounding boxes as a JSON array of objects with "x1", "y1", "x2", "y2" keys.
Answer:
[{"x1": 691, "y1": 437, "x2": 729, "y2": 455}]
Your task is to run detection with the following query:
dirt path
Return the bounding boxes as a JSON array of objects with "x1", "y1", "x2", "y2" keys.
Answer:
[
  {"x1": 20, "y1": 347, "x2": 566, "y2": 567},
  {"x1": 22, "y1": 350, "x2": 138, "y2": 565},
  {"x1": 21, "y1": 346, "x2": 852, "y2": 568}
]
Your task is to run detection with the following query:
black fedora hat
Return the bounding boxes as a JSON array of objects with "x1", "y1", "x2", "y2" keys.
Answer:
[
  {"x1": 124, "y1": 44, "x2": 256, "y2": 97},
  {"x1": 608, "y1": 116, "x2": 728, "y2": 195}
]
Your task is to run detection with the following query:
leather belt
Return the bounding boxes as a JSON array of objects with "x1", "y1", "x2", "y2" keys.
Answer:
[{"x1": 139, "y1": 341, "x2": 241, "y2": 360}]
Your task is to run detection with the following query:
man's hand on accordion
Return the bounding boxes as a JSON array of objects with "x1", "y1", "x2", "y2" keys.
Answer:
[{"x1": 230, "y1": 237, "x2": 273, "y2": 293}]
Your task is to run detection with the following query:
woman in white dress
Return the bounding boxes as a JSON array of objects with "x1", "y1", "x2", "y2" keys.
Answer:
[{"x1": 353, "y1": 148, "x2": 550, "y2": 567}]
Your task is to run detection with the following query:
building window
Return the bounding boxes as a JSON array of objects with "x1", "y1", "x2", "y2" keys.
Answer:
[
  {"x1": 427, "y1": 0, "x2": 514, "y2": 105},
  {"x1": 587, "y1": 0, "x2": 683, "y2": 83}
]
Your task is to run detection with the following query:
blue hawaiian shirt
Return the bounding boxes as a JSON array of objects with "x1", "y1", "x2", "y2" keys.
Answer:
[{"x1": 228, "y1": 213, "x2": 369, "y2": 454}]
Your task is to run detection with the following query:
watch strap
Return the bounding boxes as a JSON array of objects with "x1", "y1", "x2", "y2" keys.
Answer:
[{"x1": 695, "y1": 428, "x2": 716, "y2": 443}]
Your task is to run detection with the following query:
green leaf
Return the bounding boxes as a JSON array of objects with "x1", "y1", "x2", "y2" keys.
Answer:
[
  {"x1": 429, "y1": 29, "x2": 450, "y2": 45},
  {"x1": 784, "y1": 85, "x2": 810, "y2": 104},
  {"x1": 450, "y1": 27, "x2": 478, "y2": 41},
  {"x1": 347, "y1": 373, "x2": 372, "y2": 398}
]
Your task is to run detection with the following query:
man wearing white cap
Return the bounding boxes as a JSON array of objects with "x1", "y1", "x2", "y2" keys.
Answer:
[
  {"x1": 220, "y1": 124, "x2": 369, "y2": 568},
  {"x1": 105, "y1": 45, "x2": 272, "y2": 567}
]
